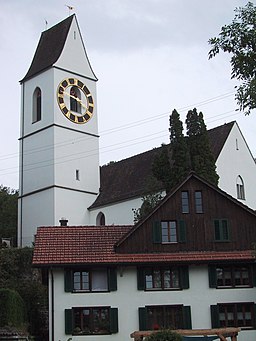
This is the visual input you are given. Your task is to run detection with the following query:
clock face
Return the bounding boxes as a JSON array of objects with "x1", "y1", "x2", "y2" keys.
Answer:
[{"x1": 57, "y1": 78, "x2": 94, "y2": 124}]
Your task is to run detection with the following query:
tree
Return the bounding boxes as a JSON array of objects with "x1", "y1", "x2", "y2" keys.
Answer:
[
  {"x1": 208, "y1": 1, "x2": 256, "y2": 115},
  {"x1": 186, "y1": 108, "x2": 219, "y2": 186},
  {"x1": 0, "y1": 185, "x2": 18, "y2": 246},
  {"x1": 152, "y1": 110, "x2": 189, "y2": 193},
  {"x1": 168, "y1": 109, "x2": 189, "y2": 189}
]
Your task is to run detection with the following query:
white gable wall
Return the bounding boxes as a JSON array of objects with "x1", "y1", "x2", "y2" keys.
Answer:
[
  {"x1": 50, "y1": 265, "x2": 256, "y2": 341},
  {"x1": 216, "y1": 122, "x2": 256, "y2": 209}
]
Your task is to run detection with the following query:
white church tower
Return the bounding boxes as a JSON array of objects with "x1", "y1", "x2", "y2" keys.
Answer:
[{"x1": 18, "y1": 15, "x2": 100, "y2": 246}]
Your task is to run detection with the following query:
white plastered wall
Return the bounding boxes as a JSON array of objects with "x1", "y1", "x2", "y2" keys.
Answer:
[{"x1": 49, "y1": 265, "x2": 256, "y2": 341}]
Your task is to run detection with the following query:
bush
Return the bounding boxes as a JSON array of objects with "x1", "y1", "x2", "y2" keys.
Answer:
[
  {"x1": 145, "y1": 330, "x2": 182, "y2": 341},
  {"x1": 0, "y1": 288, "x2": 26, "y2": 328}
]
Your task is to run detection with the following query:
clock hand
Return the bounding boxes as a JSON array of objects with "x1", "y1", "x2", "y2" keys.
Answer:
[{"x1": 62, "y1": 91, "x2": 88, "y2": 109}]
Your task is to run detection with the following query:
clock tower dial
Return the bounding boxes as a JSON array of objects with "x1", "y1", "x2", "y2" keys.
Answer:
[{"x1": 57, "y1": 77, "x2": 94, "y2": 124}]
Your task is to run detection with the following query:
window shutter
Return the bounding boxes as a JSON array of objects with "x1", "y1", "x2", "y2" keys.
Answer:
[
  {"x1": 152, "y1": 221, "x2": 162, "y2": 243},
  {"x1": 253, "y1": 304, "x2": 256, "y2": 328},
  {"x1": 110, "y1": 308, "x2": 118, "y2": 333},
  {"x1": 139, "y1": 307, "x2": 148, "y2": 331},
  {"x1": 252, "y1": 264, "x2": 256, "y2": 287},
  {"x1": 137, "y1": 268, "x2": 145, "y2": 290},
  {"x1": 210, "y1": 305, "x2": 220, "y2": 328},
  {"x1": 214, "y1": 220, "x2": 220, "y2": 240},
  {"x1": 108, "y1": 268, "x2": 117, "y2": 291},
  {"x1": 182, "y1": 306, "x2": 192, "y2": 329},
  {"x1": 64, "y1": 270, "x2": 72, "y2": 292},
  {"x1": 178, "y1": 220, "x2": 186, "y2": 242},
  {"x1": 180, "y1": 266, "x2": 189, "y2": 289},
  {"x1": 65, "y1": 309, "x2": 73, "y2": 334},
  {"x1": 208, "y1": 265, "x2": 217, "y2": 288}
]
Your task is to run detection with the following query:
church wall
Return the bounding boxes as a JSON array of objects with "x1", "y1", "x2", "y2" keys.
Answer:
[
  {"x1": 50, "y1": 265, "x2": 256, "y2": 341},
  {"x1": 216, "y1": 123, "x2": 256, "y2": 209},
  {"x1": 89, "y1": 197, "x2": 143, "y2": 225}
]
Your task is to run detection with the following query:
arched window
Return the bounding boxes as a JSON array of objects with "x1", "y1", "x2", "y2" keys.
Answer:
[
  {"x1": 96, "y1": 212, "x2": 106, "y2": 226},
  {"x1": 70, "y1": 86, "x2": 81, "y2": 113},
  {"x1": 32, "y1": 87, "x2": 42, "y2": 122},
  {"x1": 236, "y1": 176, "x2": 245, "y2": 200}
]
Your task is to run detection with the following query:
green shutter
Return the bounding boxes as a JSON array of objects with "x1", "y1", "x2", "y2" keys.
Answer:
[
  {"x1": 110, "y1": 308, "x2": 118, "y2": 333},
  {"x1": 253, "y1": 304, "x2": 256, "y2": 328},
  {"x1": 139, "y1": 307, "x2": 148, "y2": 331},
  {"x1": 182, "y1": 306, "x2": 192, "y2": 329},
  {"x1": 178, "y1": 220, "x2": 186, "y2": 242},
  {"x1": 108, "y1": 268, "x2": 117, "y2": 291},
  {"x1": 210, "y1": 305, "x2": 220, "y2": 328},
  {"x1": 137, "y1": 268, "x2": 145, "y2": 290},
  {"x1": 65, "y1": 309, "x2": 73, "y2": 334},
  {"x1": 208, "y1": 265, "x2": 217, "y2": 288},
  {"x1": 64, "y1": 270, "x2": 72, "y2": 292},
  {"x1": 152, "y1": 221, "x2": 162, "y2": 243},
  {"x1": 252, "y1": 264, "x2": 256, "y2": 287},
  {"x1": 180, "y1": 266, "x2": 189, "y2": 289},
  {"x1": 214, "y1": 220, "x2": 220, "y2": 240}
]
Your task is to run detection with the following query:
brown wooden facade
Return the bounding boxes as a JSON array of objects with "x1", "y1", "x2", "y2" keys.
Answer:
[{"x1": 116, "y1": 173, "x2": 256, "y2": 254}]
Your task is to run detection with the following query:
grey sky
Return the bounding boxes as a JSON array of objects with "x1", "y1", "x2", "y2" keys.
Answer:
[{"x1": 0, "y1": 0, "x2": 255, "y2": 189}]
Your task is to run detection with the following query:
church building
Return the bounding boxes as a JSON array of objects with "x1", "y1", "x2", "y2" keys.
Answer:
[
  {"x1": 18, "y1": 15, "x2": 256, "y2": 247},
  {"x1": 19, "y1": 14, "x2": 256, "y2": 341}
]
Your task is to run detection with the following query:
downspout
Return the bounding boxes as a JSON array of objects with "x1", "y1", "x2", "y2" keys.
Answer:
[
  {"x1": 50, "y1": 268, "x2": 54, "y2": 341},
  {"x1": 19, "y1": 82, "x2": 25, "y2": 247}
]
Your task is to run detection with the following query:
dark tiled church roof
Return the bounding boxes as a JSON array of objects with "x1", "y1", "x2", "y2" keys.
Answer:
[
  {"x1": 21, "y1": 15, "x2": 74, "y2": 82},
  {"x1": 90, "y1": 121, "x2": 235, "y2": 209}
]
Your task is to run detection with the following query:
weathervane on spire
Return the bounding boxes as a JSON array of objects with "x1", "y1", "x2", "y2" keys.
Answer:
[{"x1": 66, "y1": 5, "x2": 75, "y2": 16}]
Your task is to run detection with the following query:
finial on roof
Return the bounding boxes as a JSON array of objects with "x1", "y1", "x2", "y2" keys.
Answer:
[
  {"x1": 44, "y1": 19, "x2": 48, "y2": 31},
  {"x1": 66, "y1": 5, "x2": 75, "y2": 16}
]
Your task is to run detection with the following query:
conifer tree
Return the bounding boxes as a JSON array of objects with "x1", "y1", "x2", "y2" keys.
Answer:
[
  {"x1": 168, "y1": 109, "x2": 189, "y2": 190},
  {"x1": 152, "y1": 144, "x2": 172, "y2": 192},
  {"x1": 185, "y1": 108, "x2": 219, "y2": 186}
]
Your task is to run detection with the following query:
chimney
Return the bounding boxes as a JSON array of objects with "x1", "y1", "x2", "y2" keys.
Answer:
[{"x1": 59, "y1": 217, "x2": 68, "y2": 226}]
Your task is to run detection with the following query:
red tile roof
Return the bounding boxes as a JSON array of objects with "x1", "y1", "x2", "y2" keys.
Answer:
[{"x1": 32, "y1": 226, "x2": 254, "y2": 266}]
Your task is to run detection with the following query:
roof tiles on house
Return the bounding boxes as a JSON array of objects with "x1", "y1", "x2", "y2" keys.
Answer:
[
  {"x1": 90, "y1": 121, "x2": 235, "y2": 209},
  {"x1": 32, "y1": 225, "x2": 254, "y2": 267}
]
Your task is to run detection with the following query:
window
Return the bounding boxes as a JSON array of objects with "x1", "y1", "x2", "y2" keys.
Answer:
[
  {"x1": 64, "y1": 268, "x2": 117, "y2": 292},
  {"x1": 152, "y1": 220, "x2": 186, "y2": 243},
  {"x1": 195, "y1": 191, "x2": 203, "y2": 213},
  {"x1": 137, "y1": 266, "x2": 189, "y2": 291},
  {"x1": 75, "y1": 169, "x2": 80, "y2": 181},
  {"x1": 161, "y1": 221, "x2": 177, "y2": 243},
  {"x1": 32, "y1": 87, "x2": 42, "y2": 122},
  {"x1": 181, "y1": 191, "x2": 189, "y2": 213},
  {"x1": 96, "y1": 212, "x2": 106, "y2": 226},
  {"x1": 70, "y1": 86, "x2": 81, "y2": 113},
  {"x1": 209, "y1": 264, "x2": 254, "y2": 288},
  {"x1": 65, "y1": 307, "x2": 118, "y2": 335},
  {"x1": 139, "y1": 305, "x2": 191, "y2": 331},
  {"x1": 211, "y1": 303, "x2": 256, "y2": 329},
  {"x1": 236, "y1": 176, "x2": 245, "y2": 200},
  {"x1": 214, "y1": 219, "x2": 230, "y2": 241}
]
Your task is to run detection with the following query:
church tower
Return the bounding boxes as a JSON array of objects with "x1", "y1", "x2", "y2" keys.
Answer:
[{"x1": 18, "y1": 15, "x2": 100, "y2": 246}]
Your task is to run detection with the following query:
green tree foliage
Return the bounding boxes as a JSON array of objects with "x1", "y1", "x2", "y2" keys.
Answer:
[
  {"x1": 0, "y1": 289, "x2": 26, "y2": 329},
  {"x1": 152, "y1": 144, "x2": 172, "y2": 193},
  {"x1": 169, "y1": 109, "x2": 189, "y2": 189},
  {"x1": 152, "y1": 110, "x2": 189, "y2": 193},
  {"x1": 186, "y1": 108, "x2": 219, "y2": 186},
  {"x1": 208, "y1": 2, "x2": 256, "y2": 115},
  {"x1": 145, "y1": 330, "x2": 182, "y2": 341},
  {"x1": 0, "y1": 185, "x2": 18, "y2": 246},
  {"x1": 0, "y1": 247, "x2": 48, "y2": 338}
]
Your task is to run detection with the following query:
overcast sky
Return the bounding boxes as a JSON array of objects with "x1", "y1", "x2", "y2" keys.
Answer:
[{"x1": 0, "y1": 0, "x2": 255, "y2": 190}]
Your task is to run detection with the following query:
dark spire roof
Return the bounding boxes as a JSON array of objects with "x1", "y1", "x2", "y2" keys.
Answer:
[
  {"x1": 21, "y1": 15, "x2": 74, "y2": 82},
  {"x1": 89, "y1": 121, "x2": 235, "y2": 209}
]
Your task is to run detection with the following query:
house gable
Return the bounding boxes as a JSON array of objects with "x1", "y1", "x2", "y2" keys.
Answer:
[{"x1": 115, "y1": 173, "x2": 256, "y2": 254}]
